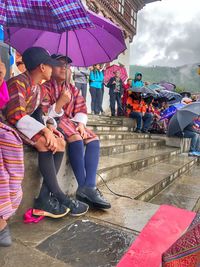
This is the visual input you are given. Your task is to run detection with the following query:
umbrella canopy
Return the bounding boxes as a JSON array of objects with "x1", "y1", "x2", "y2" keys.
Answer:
[
  {"x1": 156, "y1": 90, "x2": 182, "y2": 104},
  {"x1": 129, "y1": 86, "x2": 158, "y2": 96},
  {"x1": 4, "y1": 10, "x2": 126, "y2": 67},
  {"x1": 167, "y1": 102, "x2": 200, "y2": 136},
  {"x1": 0, "y1": 0, "x2": 92, "y2": 32},
  {"x1": 104, "y1": 64, "x2": 128, "y2": 84},
  {"x1": 147, "y1": 84, "x2": 165, "y2": 91},
  {"x1": 158, "y1": 81, "x2": 176, "y2": 91}
]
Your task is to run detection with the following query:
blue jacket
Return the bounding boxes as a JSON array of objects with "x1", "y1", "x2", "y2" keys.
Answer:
[
  {"x1": 132, "y1": 72, "x2": 144, "y2": 88},
  {"x1": 89, "y1": 70, "x2": 104, "y2": 89}
]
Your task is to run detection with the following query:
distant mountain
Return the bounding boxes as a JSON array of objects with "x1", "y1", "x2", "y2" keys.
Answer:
[{"x1": 130, "y1": 64, "x2": 200, "y2": 92}]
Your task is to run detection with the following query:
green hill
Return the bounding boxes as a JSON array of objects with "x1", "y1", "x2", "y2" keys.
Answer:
[{"x1": 130, "y1": 64, "x2": 200, "y2": 93}]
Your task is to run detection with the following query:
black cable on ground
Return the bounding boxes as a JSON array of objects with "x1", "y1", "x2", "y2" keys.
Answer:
[{"x1": 97, "y1": 173, "x2": 133, "y2": 200}]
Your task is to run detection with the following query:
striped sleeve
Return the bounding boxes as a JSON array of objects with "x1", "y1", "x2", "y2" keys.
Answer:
[
  {"x1": 71, "y1": 85, "x2": 88, "y2": 125},
  {"x1": 6, "y1": 78, "x2": 45, "y2": 139},
  {"x1": 6, "y1": 78, "x2": 27, "y2": 125}
]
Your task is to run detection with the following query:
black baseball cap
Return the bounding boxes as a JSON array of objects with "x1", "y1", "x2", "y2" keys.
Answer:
[
  {"x1": 51, "y1": 54, "x2": 72, "y2": 64},
  {"x1": 22, "y1": 47, "x2": 62, "y2": 71}
]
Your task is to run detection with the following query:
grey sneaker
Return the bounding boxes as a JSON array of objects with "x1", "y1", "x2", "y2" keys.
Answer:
[
  {"x1": 62, "y1": 197, "x2": 89, "y2": 217},
  {"x1": 0, "y1": 226, "x2": 12, "y2": 247},
  {"x1": 76, "y1": 187, "x2": 111, "y2": 209}
]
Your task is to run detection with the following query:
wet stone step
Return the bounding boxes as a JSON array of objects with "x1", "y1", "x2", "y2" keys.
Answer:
[
  {"x1": 150, "y1": 163, "x2": 200, "y2": 211},
  {"x1": 97, "y1": 131, "x2": 151, "y2": 141},
  {"x1": 100, "y1": 139, "x2": 165, "y2": 156},
  {"x1": 98, "y1": 155, "x2": 197, "y2": 202},
  {"x1": 88, "y1": 125, "x2": 130, "y2": 132},
  {"x1": 36, "y1": 220, "x2": 136, "y2": 267},
  {"x1": 97, "y1": 147, "x2": 180, "y2": 183}
]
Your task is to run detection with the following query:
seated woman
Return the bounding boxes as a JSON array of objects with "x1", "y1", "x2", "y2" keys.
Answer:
[
  {"x1": 0, "y1": 61, "x2": 24, "y2": 247},
  {"x1": 43, "y1": 54, "x2": 111, "y2": 210}
]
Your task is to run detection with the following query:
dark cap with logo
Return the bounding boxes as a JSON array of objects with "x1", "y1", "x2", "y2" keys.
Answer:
[{"x1": 22, "y1": 47, "x2": 62, "y2": 71}]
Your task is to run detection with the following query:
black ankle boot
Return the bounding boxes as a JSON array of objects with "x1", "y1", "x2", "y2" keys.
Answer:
[{"x1": 76, "y1": 187, "x2": 111, "y2": 209}]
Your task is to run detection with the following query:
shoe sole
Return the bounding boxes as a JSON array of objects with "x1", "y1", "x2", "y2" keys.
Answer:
[
  {"x1": 32, "y1": 208, "x2": 70, "y2": 219},
  {"x1": 76, "y1": 195, "x2": 111, "y2": 210},
  {"x1": 69, "y1": 206, "x2": 89, "y2": 217}
]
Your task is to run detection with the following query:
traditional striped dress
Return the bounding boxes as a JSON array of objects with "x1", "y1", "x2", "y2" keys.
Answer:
[
  {"x1": 0, "y1": 122, "x2": 24, "y2": 220},
  {"x1": 5, "y1": 72, "x2": 51, "y2": 145},
  {"x1": 43, "y1": 80, "x2": 97, "y2": 140}
]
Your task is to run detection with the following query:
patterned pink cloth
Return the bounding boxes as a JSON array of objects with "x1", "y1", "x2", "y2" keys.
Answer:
[
  {"x1": 0, "y1": 122, "x2": 24, "y2": 220},
  {"x1": 0, "y1": 81, "x2": 9, "y2": 109}
]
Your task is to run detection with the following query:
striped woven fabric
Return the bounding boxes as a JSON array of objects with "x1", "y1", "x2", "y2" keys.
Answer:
[
  {"x1": 0, "y1": 122, "x2": 24, "y2": 220},
  {"x1": 162, "y1": 214, "x2": 200, "y2": 267},
  {"x1": 0, "y1": 0, "x2": 93, "y2": 33},
  {"x1": 43, "y1": 79, "x2": 96, "y2": 139}
]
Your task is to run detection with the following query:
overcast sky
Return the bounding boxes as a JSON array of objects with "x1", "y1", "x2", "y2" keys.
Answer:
[{"x1": 130, "y1": 0, "x2": 200, "y2": 67}]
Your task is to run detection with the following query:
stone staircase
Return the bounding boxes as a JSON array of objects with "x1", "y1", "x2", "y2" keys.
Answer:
[
  {"x1": 5, "y1": 115, "x2": 200, "y2": 267},
  {"x1": 87, "y1": 115, "x2": 199, "y2": 212}
]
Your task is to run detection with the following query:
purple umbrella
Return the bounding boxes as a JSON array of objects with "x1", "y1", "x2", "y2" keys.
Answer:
[
  {"x1": 159, "y1": 81, "x2": 176, "y2": 91},
  {"x1": 0, "y1": 0, "x2": 92, "y2": 32},
  {"x1": 4, "y1": 10, "x2": 126, "y2": 67}
]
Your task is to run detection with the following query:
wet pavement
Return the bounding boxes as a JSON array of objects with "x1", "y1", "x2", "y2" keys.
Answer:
[{"x1": 37, "y1": 220, "x2": 136, "y2": 267}]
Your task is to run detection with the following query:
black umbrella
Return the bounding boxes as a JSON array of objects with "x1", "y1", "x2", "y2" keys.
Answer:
[
  {"x1": 130, "y1": 86, "x2": 158, "y2": 96},
  {"x1": 167, "y1": 102, "x2": 200, "y2": 136}
]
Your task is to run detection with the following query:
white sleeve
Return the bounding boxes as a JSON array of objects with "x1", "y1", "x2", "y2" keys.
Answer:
[
  {"x1": 71, "y1": 112, "x2": 88, "y2": 126},
  {"x1": 16, "y1": 115, "x2": 45, "y2": 139},
  {"x1": 48, "y1": 103, "x2": 64, "y2": 118}
]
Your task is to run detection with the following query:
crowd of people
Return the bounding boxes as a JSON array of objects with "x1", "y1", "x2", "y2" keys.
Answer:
[{"x1": 0, "y1": 46, "x2": 199, "y2": 247}]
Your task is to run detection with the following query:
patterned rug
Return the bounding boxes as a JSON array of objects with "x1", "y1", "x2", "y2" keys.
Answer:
[{"x1": 162, "y1": 214, "x2": 200, "y2": 267}]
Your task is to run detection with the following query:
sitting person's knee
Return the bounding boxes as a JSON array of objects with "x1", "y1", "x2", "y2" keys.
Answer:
[{"x1": 67, "y1": 134, "x2": 82, "y2": 143}]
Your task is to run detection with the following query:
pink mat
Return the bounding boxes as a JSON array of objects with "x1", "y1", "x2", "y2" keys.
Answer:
[{"x1": 117, "y1": 205, "x2": 196, "y2": 267}]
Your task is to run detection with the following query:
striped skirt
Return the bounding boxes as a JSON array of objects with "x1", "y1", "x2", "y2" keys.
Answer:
[
  {"x1": 0, "y1": 122, "x2": 24, "y2": 220},
  {"x1": 58, "y1": 116, "x2": 97, "y2": 140}
]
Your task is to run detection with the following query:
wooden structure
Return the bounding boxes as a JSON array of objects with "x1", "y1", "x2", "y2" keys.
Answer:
[{"x1": 86, "y1": 0, "x2": 161, "y2": 41}]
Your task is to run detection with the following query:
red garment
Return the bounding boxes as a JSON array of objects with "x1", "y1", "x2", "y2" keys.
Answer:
[{"x1": 43, "y1": 80, "x2": 96, "y2": 140}]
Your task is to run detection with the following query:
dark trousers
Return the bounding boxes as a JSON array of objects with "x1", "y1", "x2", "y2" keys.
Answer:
[
  {"x1": 110, "y1": 91, "x2": 123, "y2": 116},
  {"x1": 75, "y1": 82, "x2": 87, "y2": 100},
  {"x1": 130, "y1": 111, "x2": 153, "y2": 130},
  {"x1": 100, "y1": 86, "x2": 104, "y2": 112},
  {"x1": 90, "y1": 87, "x2": 102, "y2": 115},
  {"x1": 183, "y1": 130, "x2": 200, "y2": 152}
]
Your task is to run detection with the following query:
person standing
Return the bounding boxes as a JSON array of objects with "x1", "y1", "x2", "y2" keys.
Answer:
[
  {"x1": 89, "y1": 64, "x2": 104, "y2": 115},
  {"x1": 73, "y1": 67, "x2": 89, "y2": 100},
  {"x1": 0, "y1": 61, "x2": 24, "y2": 247},
  {"x1": 107, "y1": 71, "x2": 123, "y2": 116},
  {"x1": 132, "y1": 72, "x2": 144, "y2": 88}
]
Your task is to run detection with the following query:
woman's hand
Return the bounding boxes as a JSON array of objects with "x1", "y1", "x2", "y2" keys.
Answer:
[
  {"x1": 76, "y1": 123, "x2": 87, "y2": 139},
  {"x1": 55, "y1": 88, "x2": 71, "y2": 113},
  {"x1": 42, "y1": 128, "x2": 58, "y2": 154},
  {"x1": 47, "y1": 124, "x2": 64, "y2": 139}
]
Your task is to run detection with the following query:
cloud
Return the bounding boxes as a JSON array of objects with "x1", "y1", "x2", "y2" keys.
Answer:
[{"x1": 130, "y1": 0, "x2": 200, "y2": 67}]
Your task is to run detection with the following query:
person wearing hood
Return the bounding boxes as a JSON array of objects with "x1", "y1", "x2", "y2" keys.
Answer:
[{"x1": 132, "y1": 72, "x2": 144, "y2": 88}]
